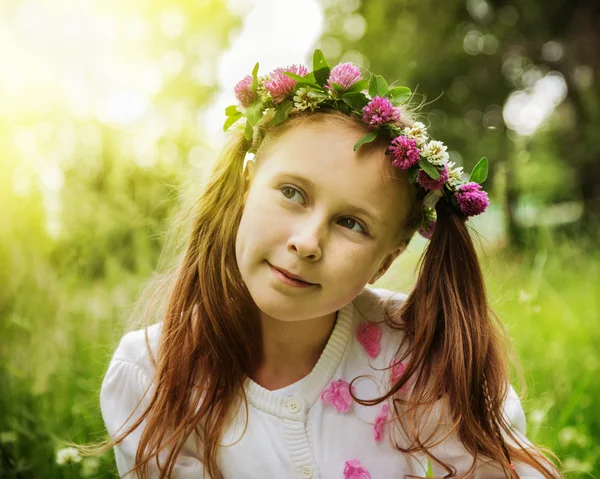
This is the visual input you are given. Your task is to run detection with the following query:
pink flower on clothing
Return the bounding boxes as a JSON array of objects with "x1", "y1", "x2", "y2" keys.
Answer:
[
  {"x1": 321, "y1": 379, "x2": 353, "y2": 413},
  {"x1": 356, "y1": 322, "x2": 381, "y2": 359},
  {"x1": 373, "y1": 404, "x2": 389, "y2": 442},
  {"x1": 344, "y1": 459, "x2": 371, "y2": 479},
  {"x1": 263, "y1": 64, "x2": 308, "y2": 104},
  {"x1": 390, "y1": 360, "x2": 411, "y2": 393}
]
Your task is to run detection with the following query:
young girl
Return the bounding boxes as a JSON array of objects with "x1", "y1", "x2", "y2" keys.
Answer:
[{"x1": 98, "y1": 50, "x2": 561, "y2": 478}]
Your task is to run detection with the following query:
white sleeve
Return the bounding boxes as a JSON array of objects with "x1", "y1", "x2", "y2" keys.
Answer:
[
  {"x1": 470, "y1": 384, "x2": 552, "y2": 478},
  {"x1": 423, "y1": 385, "x2": 553, "y2": 479},
  {"x1": 100, "y1": 357, "x2": 207, "y2": 478}
]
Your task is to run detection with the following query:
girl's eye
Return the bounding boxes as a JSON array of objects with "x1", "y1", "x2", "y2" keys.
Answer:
[
  {"x1": 338, "y1": 217, "x2": 367, "y2": 234},
  {"x1": 280, "y1": 185, "x2": 368, "y2": 235},
  {"x1": 281, "y1": 186, "x2": 304, "y2": 203}
]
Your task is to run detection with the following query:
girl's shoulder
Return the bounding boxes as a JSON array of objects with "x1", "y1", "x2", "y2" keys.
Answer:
[
  {"x1": 352, "y1": 286, "x2": 408, "y2": 321},
  {"x1": 351, "y1": 286, "x2": 409, "y2": 349},
  {"x1": 108, "y1": 321, "x2": 164, "y2": 378}
]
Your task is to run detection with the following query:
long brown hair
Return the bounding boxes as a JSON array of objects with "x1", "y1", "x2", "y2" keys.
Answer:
[
  {"x1": 80, "y1": 108, "x2": 561, "y2": 478},
  {"x1": 353, "y1": 198, "x2": 562, "y2": 477}
]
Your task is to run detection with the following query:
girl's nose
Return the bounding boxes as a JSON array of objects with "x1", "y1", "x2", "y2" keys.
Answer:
[{"x1": 287, "y1": 218, "x2": 323, "y2": 261}]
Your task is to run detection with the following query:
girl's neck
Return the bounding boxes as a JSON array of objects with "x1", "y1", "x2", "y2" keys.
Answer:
[{"x1": 250, "y1": 309, "x2": 338, "y2": 391}]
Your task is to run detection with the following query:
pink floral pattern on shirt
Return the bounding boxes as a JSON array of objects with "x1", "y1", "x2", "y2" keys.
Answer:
[
  {"x1": 373, "y1": 404, "x2": 389, "y2": 442},
  {"x1": 390, "y1": 359, "x2": 411, "y2": 393},
  {"x1": 343, "y1": 458, "x2": 371, "y2": 478},
  {"x1": 321, "y1": 379, "x2": 353, "y2": 413},
  {"x1": 356, "y1": 322, "x2": 381, "y2": 359}
]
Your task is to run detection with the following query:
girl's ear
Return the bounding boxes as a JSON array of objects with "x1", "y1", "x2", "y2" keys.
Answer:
[
  {"x1": 368, "y1": 243, "x2": 407, "y2": 285},
  {"x1": 243, "y1": 160, "x2": 256, "y2": 202}
]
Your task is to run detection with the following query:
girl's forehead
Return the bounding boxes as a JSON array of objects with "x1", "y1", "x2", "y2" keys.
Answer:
[
  {"x1": 268, "y1": 121, "x2": 368, "y2": 157},
  {"x1": 260, "y1": 122, "x2": 399, "y2": 191}
]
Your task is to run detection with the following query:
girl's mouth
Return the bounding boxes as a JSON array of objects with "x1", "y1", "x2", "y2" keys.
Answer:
[{"x1": 267, "y1": 263, "x2": 316, "y2": 288}]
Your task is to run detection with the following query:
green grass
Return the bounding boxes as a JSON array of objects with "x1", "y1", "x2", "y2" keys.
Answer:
[
  {"x1": 1, "y1": 229, "x2": 598, "y2": 477},
  {"x1": 486, "y1": 242, "x2": 600, "y2": 477}
]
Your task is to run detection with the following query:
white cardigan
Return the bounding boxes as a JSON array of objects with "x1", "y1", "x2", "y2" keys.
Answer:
[{"x1": 100, "y1": 287, "x2": 545, "y2": 478}]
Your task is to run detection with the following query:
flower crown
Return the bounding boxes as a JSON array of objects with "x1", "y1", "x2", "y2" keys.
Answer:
[{"x1": 223, "y1": 49, "x2": 490, "y2": 239}]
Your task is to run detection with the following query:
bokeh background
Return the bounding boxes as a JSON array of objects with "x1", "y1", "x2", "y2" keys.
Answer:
[{"x1": 1, "y1": 0, "x2": 599, "y2": 477}]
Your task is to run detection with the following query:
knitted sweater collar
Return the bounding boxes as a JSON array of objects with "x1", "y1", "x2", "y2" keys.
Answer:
[{"x1": 244, "y1": 300, "x2": 355, "y2": 417}]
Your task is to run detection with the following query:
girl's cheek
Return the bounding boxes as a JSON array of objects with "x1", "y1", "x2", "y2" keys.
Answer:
[
  {"x1": 258, "y1": 202, "x2": 286, "y2": 223},
  {"x1": 262, "y1": 196, "x2": 294, "y2": 220}
]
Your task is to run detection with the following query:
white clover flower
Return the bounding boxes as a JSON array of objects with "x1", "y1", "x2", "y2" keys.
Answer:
[
  {"x1": 421, "y1": 140, "x2": 449, "y2": 166},
  {"x1": 56, "y1": 446, "x2": 82, "y2": 465},
  {"x1": 256, "y1": 75, "x2": 272, "y2": 103},
  {"x1": 402, "y1": 121, "x2": 428, "y2": 147},
  {"x1": 293, "y1": 87, "x2": 327, "y2": 112},
  {"x1": 293, "y1": 87, "x2": 312, "y2": 111},
  {"x1": 446, "y1": 161, "x2": 465, "y2": 189}
]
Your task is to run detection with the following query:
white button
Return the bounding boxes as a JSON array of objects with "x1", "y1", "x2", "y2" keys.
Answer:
[
  {"x1": 286, "y1": 398, "x2": 301, "y2": 414},
  {"x1": 300, "y1": 465, "x2": 313, "y2": 479}
]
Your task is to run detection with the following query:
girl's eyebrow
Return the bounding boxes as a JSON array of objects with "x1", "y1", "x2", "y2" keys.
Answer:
[{"x1": 275, "y1": 172, "x2": 382, "y2": 226}]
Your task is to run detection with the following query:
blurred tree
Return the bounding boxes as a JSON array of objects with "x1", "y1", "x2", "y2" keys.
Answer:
[
  {"x1": 0, "y1": 2, "x2": 242, "y2": 475},
  {"x1": 491, "y1": 0, "x2": 600, "y2": 225},
  {"x1": 49, "y1": 0, "x2": 241, "y2": 279},
  {"x1": 316, "y1": 0, "x2": 600, "y2": 246}
]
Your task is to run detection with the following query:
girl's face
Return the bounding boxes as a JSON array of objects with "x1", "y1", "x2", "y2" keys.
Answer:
[{"x1": 235, "y1": 120, "x2": 412, "y2": 322}]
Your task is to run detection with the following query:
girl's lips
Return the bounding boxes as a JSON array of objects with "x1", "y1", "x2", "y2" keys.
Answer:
[{"x1": 268, "y1": 263, "x2": 316, "y2": 288}]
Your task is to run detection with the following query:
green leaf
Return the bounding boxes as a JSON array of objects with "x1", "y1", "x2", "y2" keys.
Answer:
[
  {"x1": 469, "y1": 157, "x2": 488, "y2": 184},
  {"x1": 283, "y1": 72, "x2": 306, "y2": 82},
  {"x1": 426, "y1": 459, "x2": 434, "y2": 477},
  {"x1": 251, "y1": 62, "x2": 259, "y2": 93},
  {"x1": 353, "y1": 131, "x2": 378, "y2": 151},
  {"x1": 314, "y1": 66, "x2": 331, "y2": 87},
  {"x1": 245, "y1": 102, "x2": 263, "y2": 126},
  {"x1": 342, "y1": 92, "x2": 369, "y2": 110},
  {"x1": 307, "y1": 90, "x2": 328, "y2": 101},
  {"x1": 303, "y1": 71, "x2": 317, "y2": 84},
  {"x1": 408, "y1": 165, "x2": 419, "y2": 184},
  {"x1": 332, "y1": 82, "x2": 345, "y2": 93},
  {"x1": 313, "y1": 49, "x2": 329, "y2": 72},
  {"x1": 347, "y1": 79, "x2": 369, "y2": 93},
  {"x1": 368, "y1": 74, "x2": 389, "y2": 98},
  {"x1": 223, "y1": 112, "x2": 242, "y2": 131},
  {"x1": 386, "y1": 86, "x2": 411, "y2": 105},
  {"x1": 283, "y1": 71, "x2": 320, "y2": 89},
  {"x1": 244, "y1": 121, "x2": 253, "y2": 141},
  {"x1": 338, "y1": 101, "x2": 350, "y2": 114},
  {"x1": 418, "y1": 158, "x2": 441, "y2": 180},
  {"x1": 384, "y1": 124, "x2": 403, "y2": 136},
  {"x1": 269, "y1": 100, "x2": 294, "y2": 127},
  {"x1": 225, "y1": 105, "x2": 239, "y2": 117}
]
